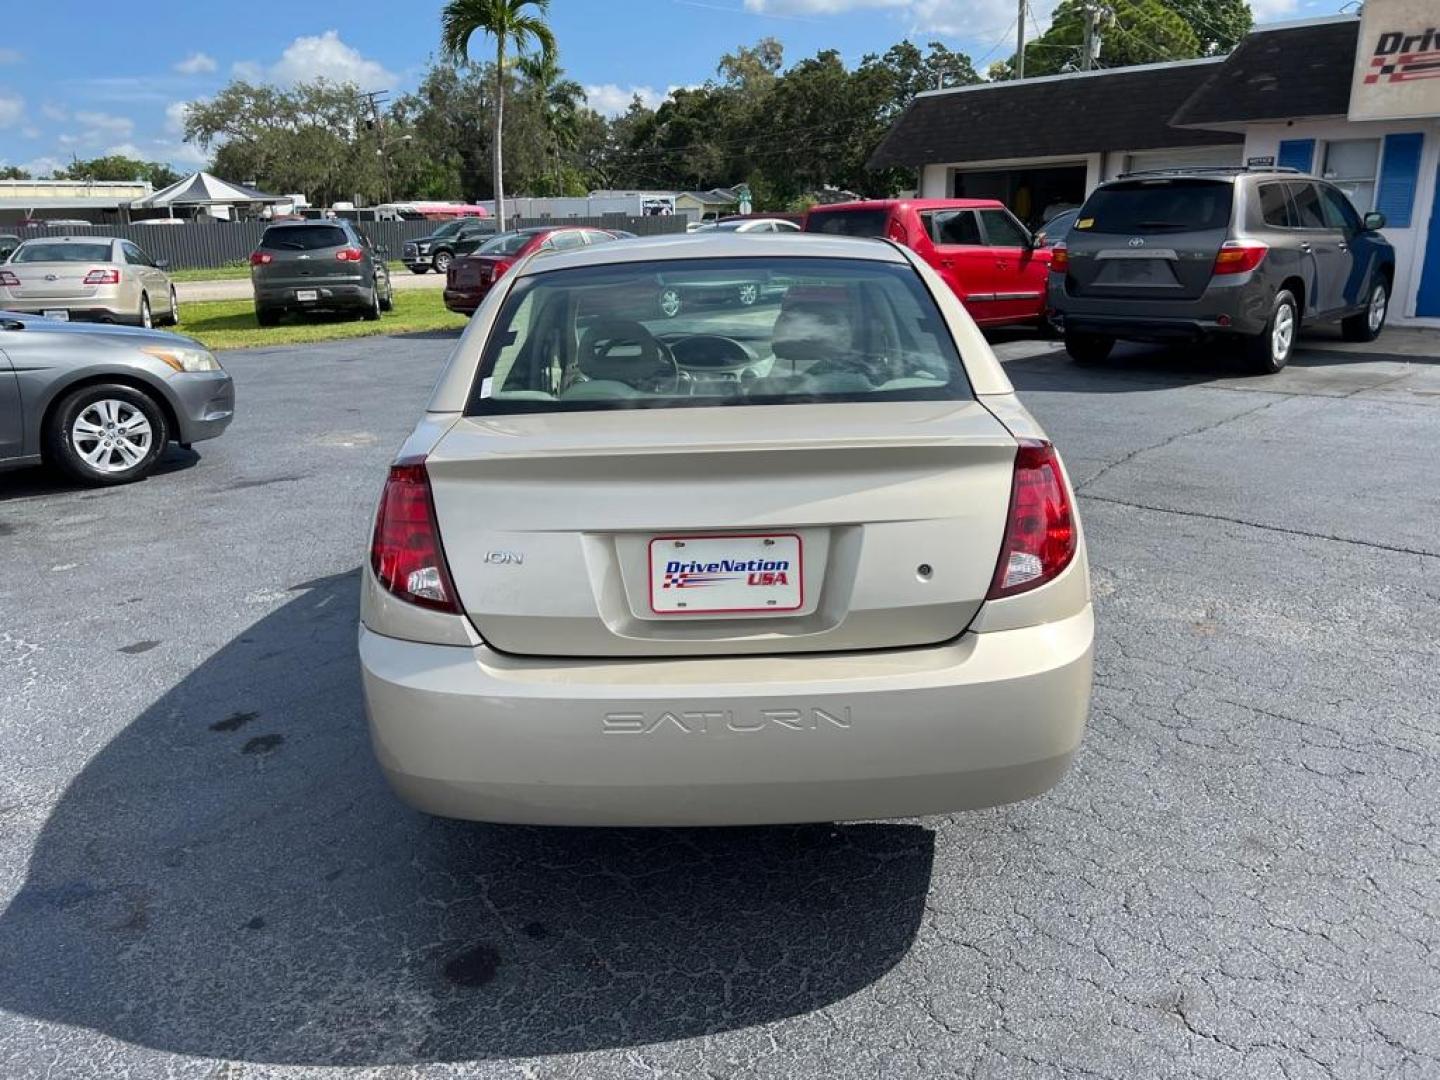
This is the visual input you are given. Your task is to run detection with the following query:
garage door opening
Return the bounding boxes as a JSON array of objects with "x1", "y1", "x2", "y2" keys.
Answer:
[{"x1": 952, "y1": 164, "x2": 1088, "y2": 230}]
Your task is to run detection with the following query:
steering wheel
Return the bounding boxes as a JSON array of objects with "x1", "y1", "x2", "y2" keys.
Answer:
[{"x1": 577, "y1": 319, "x2": 680, "y2": 394}]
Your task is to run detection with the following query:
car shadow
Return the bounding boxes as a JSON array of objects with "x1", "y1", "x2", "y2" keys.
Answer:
[
  {"x1": 0, "y1": 445, "x2": 200, "y2": 502},
  {"x1": 0, "y1": 570, "x2": 934, "y2": 1066}
]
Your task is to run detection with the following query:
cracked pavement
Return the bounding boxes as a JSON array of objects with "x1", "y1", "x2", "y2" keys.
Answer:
[{"x1": 0, "y1": 329, "x2": 1437, "y2": 1079}]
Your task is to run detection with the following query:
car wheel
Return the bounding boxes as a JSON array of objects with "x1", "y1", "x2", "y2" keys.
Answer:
[
  {"x1": 379, "y1": 279, "x2": 395, "y2": 312},
  {"x1": 256, "y1": 306, "x2": 281, "y2": 327},
  {"x1": 159, "y1": 286, "x2": 180, "y2": 327},
  {"x1": 46, "y1": 383, "x2": 167, "y2": 486},
  {"x1": 737, "y1": 283, "x2": 760, "y2": 306},
  {"x1": 362, "y1": 289, "x2": 382, "y2": 321},
  {"x1": 1244, "y1": 288, "x2": 1298, "y2": 374},
  {"x1": 433, "y1": 251, "x2": 452, "y2": 275},
  {"x1": 1342, "y1": 279, "x2": 1388, "y2": 343},
  {"x1": 138, "y1": 294, "x2": 152, "y2": 330},
  {"x1": 1064, "y1": 332, "x2": 1114, "y2": 365},
  {"x1": 658, "y1": 287, "x2": 683, "y2": 319}
]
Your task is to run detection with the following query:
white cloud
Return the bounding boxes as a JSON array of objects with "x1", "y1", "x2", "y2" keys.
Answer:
[
  {"x1": 1250, "y1": 0, "x2": 1299, "y2": 22},
  {"x1": 104, "y1": 142, "x2": 147, "y2": 160},
  {"x1": 585, "y1": 84, "x2": 669, "y2": 116},
  {"x1": 174, "y1": 52, "x2": 217, "y2": 75},
  {"x1": 57, "y1": 133, "x2": 79, "y2": 146},
  {"x1": 22, "y1": 155, "x2": 64, "y2": 177},
  {"x1": 165, "y1": 100, "x2": 193, "y2": 135},
  {"x1": 152, "y1": 139, "x2": 209, "y2": 167},
  {"x1": 0, "y1": 48, "x2": 21, "y2": 65},
  {"x1": 40, "y1": 102, "x2": 67, "y2": 121},
  {"x1": 747, "y1": 0, "x2": 1052, "y2": 39},
  {"x1": 75, "y1": 109, "x2": 134, "y2": 137},
  {"x1": 0, "y1": 92, "x2": 22, "y2": 128},
  {"x1": 21, "y1": 125, "x2": 38, "y2": 138},
  {"x1": 238, "y1": 30, "x2": 395, "y2": 90}
]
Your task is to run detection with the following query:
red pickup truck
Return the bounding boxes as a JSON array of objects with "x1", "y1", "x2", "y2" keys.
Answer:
[{"x1": 802, "y1": 199, "x2": 1052, "y2": 328}]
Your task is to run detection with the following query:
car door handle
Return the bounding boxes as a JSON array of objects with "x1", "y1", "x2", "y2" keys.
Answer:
[
  {"x1": 1300, "y1": 242, "x2": 1312, "y2": 253},
  {"x1": 1338, "y1": 242, "x2": 1349, "y2": 252}
]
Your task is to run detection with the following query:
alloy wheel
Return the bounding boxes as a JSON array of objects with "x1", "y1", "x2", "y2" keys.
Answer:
[
  {"x1": 71, "y1": 399, "x2": 153, "y2": 474},
  {"x1": 1368, "y1": 285, "x2": 1387, "y2": 333},
  {"x1": 1272, "y1": 302, "x2": 1295, "y2": 363}
]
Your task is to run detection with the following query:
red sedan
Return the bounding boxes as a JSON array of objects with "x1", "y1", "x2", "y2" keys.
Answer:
[{"x1": 443, "y1": 226, "x2": 620, "y2": 315}]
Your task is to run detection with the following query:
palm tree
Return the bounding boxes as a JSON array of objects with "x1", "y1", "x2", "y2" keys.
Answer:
[
  {"x1": 517, "y1": 51, "x2": 584, "y2": 194},
  {"x1": 440, "y1": 0, "x2": 556, "y2": 229}
]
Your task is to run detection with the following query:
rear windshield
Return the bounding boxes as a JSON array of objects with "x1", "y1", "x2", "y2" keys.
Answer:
[
  {"x1": 467, "y1": 257, "x2": 971, "y2": 414},
  {"x1": 475, "y1": 232, "x2": 534, "y2": 256},
  {"x1": 1077, "y1": 179, "x2": 1233, "y2": 234},
  {"x1": 260, "y1": 225, "x2": 349, "y2": 251},
  {"x1": 803, "y1": 210, "x2": 890, "y2": 238},
  {"x1": 13, "y1": 242, "x2": 114, "y2": 263},
  {"x1": 429, "y1": 220, "x2": 466, "y2": 238}
]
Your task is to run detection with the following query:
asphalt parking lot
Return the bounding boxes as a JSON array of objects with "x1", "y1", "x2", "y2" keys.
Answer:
[{"x1": 1, "y1": 327, "x2": 1438, "y2": 1079}]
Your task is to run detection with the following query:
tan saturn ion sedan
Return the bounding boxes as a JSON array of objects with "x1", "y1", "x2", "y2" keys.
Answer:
[{"x1": 360, "y1": 234, "x2": 1093, "y2": 827}]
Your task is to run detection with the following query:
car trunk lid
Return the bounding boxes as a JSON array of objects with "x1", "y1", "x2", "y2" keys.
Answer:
[
  {"x1": 1065, "y1": 177, "x2": 1233, "y2": 301},
  {"x1": 6, "y1": 264, "x2": 105, "y2": 300},
  {"x1": 425, "y1": 401, "x2": 1019, "y2": 658},
  {"x1": 449, "y1": 255, "x2": 510, "y2": 292}
]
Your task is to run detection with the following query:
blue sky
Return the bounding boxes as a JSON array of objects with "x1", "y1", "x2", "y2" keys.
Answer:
[{"x1": 0, "y1": 0, "x2": 1335, "y2": 177}]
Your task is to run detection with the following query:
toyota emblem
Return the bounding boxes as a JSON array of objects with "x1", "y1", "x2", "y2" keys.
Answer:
[{"x1": 1128, "y1": 237, "x2": 1146, "y2": 248}]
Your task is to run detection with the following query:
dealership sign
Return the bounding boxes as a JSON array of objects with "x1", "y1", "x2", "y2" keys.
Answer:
[{"x1": 1350, "y1": 0, "x2": 1440, "y2": 120}]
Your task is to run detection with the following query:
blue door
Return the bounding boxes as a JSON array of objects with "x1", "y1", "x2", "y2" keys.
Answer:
[{"x1": 1419, "y1": 163, "x2": 1440, "y2": 318}]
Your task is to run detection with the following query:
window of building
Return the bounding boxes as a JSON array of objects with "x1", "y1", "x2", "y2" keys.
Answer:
[{"x1": 1321, "y1": 139, "x2": 1380, "y2": 213}]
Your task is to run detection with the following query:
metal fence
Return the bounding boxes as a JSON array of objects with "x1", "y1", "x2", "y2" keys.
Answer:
[{"x1": 4, "y1": 215, "x2": 688, "y2": 271}]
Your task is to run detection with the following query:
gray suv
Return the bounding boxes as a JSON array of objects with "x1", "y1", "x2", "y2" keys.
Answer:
[
  {"x1": 250, "y1": 220, "x2": 394, "y2": 326},
  {"x1": 1049, "y1": 167, "x2": 1395, "y2": 373}
]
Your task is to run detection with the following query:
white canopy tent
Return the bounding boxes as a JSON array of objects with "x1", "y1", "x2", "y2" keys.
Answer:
[{"x1": 130, "y1": 172, "x2": 286, "y2": 219}]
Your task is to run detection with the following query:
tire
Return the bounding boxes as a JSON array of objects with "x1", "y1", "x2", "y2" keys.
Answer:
[
  {"x1": 658, "y1": 287, "x2": 683, "y2": 319},
  {"x1": 256, "y1": 306, "x2": 281, "y2": 327},
  {"x1": 379, "y1": 278, "x2": 395, "y2": 312},
  {"x1": 411, "y1": 265, "x2": 429, "y2": 275},
  {"x1": 1064, "y1": 331, "x2": 1115, "y2": 365},
  {"x1": 432, "y1": 251, "x2": 452, "y2": 275},
  {"x1": 737, "y1": 283, "x2": 760, "y2": 306},
  {"x1": 45, "y1": 383, "x2": 168, "y2": 486},
  {"x1": 362, "y1": 289, "x2": 382, "y2": 321},
  {"x1": 1243, "y1": 288, "x2": 1298, "y2": 374},
  {"x1": 138, "y1": 294, "x2": 152, "y2": 330},
  {"x1": 158, "y1": 286, "x2": 180, "y2": 327},
  {"x1": 1341, "y1": 279, "x2": 1388, "y2": 343}
]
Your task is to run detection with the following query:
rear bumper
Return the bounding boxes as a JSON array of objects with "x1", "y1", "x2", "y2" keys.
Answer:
[
  {"x1": 254, "y1": 282, "x2": 370, "y2": 311},
  {"x1": 165, "y1": 370, "x2": 235, "y2": 444},
  {"x1": 359, "y1": 606, "x2": 1094, "y2": 826},
  {"x1": 443, "y1": 286, "x2": 487, "y2": 314},
  {"x1": 0, "y1": 301, "x2": 137, "y2": 325},
  {"x1": 1048, "y1": 277, "x2": 1271, "y2": 340}
]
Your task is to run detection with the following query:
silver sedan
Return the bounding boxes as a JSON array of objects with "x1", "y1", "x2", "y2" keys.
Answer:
[
  {"x1": 0, "y1": 314, "x2": 233, "y2": 485},
  {"x1": 0, "y1": 236, "x2": 179, "y2": 329}
]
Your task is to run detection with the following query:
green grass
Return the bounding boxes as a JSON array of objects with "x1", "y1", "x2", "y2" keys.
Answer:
[
  {"x1": 168, "y1": 260, "x2": 407, "y2": 282},
  {"x1": 177, "y1": 288, "x2": 465, "y2": 351}
]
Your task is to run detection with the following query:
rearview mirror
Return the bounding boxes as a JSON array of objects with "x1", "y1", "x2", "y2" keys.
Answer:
[
  {"x1": 1363, "y1": 211, "x2": 1386, "y2": 231},
  {"x1": 154, "y1": 258, "x2": 170, "y2": 270}
]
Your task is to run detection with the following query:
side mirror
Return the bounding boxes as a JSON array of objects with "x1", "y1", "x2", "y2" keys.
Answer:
[
  {"x1": 375, "y1": 244, "x2": 389, "y2": 255},
  {"x1": 154, "y1": 258, "x2": 170, "y2": 270},
  {"x1": 1363, "y1": 211, "x2": 1386, "y2": 231}
]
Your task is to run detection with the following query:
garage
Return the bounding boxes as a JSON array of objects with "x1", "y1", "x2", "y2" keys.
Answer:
[
  {"x1": 951, "y1": 163, "x2": 1090, "y2": 228},
  {"x1": 1122, "y1": 145, "x2": 1244, "y2": 174}
]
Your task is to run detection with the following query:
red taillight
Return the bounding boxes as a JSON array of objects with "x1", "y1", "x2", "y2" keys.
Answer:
[
  {"x1": 987, "y1": 440, "x2": 1077, "y2": 600},
  {"x1": 370, "y1": 461, "x2": 461, "y2": 614},
  {"x1": 887, "y1": 218, "x2": 908, "y2": 245},
  {"x1": 1049, "y1": 243, "x2": 1069, "y2": 273},
  {"x1": 336, "y1": 247, "x2": 364, "y2": 262},
  {"x1": 1212, "y1": 240, "x2": 1267, "y2": 276},
  {"x1": 0, "y1": 270, "x2": 19, "y2": 287},
  {"x1": 250, "y1": 251, "x2": 273, "y2": 266},
  {"x1": 83, "y1": 268, "x2": 120, "y2": 285}
]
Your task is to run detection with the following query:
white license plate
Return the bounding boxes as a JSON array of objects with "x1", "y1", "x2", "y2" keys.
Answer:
[
  {"x1": 649, "y1": 533, "x2": 803, "y2": 615},
  {"x1": 41, "y1": 309, "x2": 70, "y2": 321},
  {"x1": 295, "y1": 289, "x2": 318, "y2": 302}
]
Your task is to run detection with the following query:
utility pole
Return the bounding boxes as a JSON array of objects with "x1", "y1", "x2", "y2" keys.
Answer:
[
  {"x1": 361, "y1": 90, "x2": 393, "y2": 204},
  {"x1": 1081, "y1": 2, "x2": 1095, "y2": 71},
  {"x1": 1016, "y1": 0, "x2": 1027, "y2": 80}
]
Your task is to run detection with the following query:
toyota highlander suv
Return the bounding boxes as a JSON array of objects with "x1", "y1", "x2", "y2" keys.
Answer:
[
  {"x1": 360, "y1": 234, "x2": 1093, "y2": 827},
  {"x1": 1048, "y1": 167, "x2": 1395, "y2": 373}
]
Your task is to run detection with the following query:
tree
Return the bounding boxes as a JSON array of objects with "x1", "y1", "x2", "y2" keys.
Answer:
[
  {"x1": 440, "y1": 0, "x2": 556, "y2": 229},
  {"x1": 1166, "y1": 0, "x2": 1252, "y2": 54},
  {"x1": 517, "y1": 51, "x2": 587, "y2": 195},
  {"x1": 999, "y1": 0, "x2": 1203, "y2": 77},
  {"x1": 54, "y1": 156, "x2": 181, "y2": 187},
  {"x1": 0, "y1": 165, "x2": 30, "y2": 180}
]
